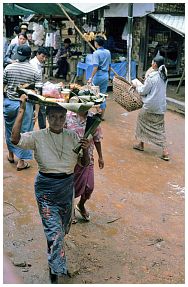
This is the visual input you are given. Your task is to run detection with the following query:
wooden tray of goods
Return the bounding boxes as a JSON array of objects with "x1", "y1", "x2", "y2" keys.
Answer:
[{"x1": 17, "y1": 83, "x2": 107, "y2": 113}]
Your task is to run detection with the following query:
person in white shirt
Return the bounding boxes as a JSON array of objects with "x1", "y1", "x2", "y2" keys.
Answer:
[
  {"x1": 133, "y1": 55, "x2": 170, "y2": 161},
  {"x1": 30, "y1": 47, "x2": 49, "y2": 129},
  {"x1": 30, "y1": 47, "x2": 48, "y2": 77},
  {"x1": 10, "y1": 26, "x2": 21, "y2": 45}
]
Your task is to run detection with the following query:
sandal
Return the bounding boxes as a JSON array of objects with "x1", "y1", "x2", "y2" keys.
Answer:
[
  {"x1": 17, "y1": 162, "x2": 30, "y2": 171},
  {"x1": 75, "y1": 204, "x2": 90, "y2": 221},
  {"x1": 133, "y1": 144, "x2": 144, "y2": 152},
  {"x1": 49, "y1": 267, "x2": 58, "y2": 284},
  {"x1": 72, "y1": 218, "x2": 78, "y2": 224},
  {"x1": 161, "y1": 154, "x2": 170, "y2": 161}
]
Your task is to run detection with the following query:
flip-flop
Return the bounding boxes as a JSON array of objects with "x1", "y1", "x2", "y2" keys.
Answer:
[
  {"x1": 75, "y1": 204, "x2": 90, "y2": 221},
  {"x1": 133, "y1": 144, "x2": 144, "y2": 152},
  {"x1": 17, "y1": 162, "x2": 30, "y2": 171},
  {"x1": 161, "y1": 155, "x2": 170, "y2": 161},
  {"x1": 72, "y1": 218, "x2": 78, "y2": 224},
  {"x1": 7, "y1": 156, "x2": 14, "y2": 163}
]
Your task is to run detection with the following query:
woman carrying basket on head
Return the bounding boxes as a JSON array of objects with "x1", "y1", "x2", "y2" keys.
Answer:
[
  {"x1": 11, "y1": 95, "x2": 90, "y2": 283},
  {"x1": 132, "y1": 55, "x2": 170, "y2": 161}
]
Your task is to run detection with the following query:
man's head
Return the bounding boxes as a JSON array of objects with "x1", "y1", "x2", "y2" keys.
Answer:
[
  {"x1": 46, "y1": 106, "x2": 67, "y2": 133},
  {"x1": 94, "y1": 36, "x2": 105, "y2": 48},
  {"x1": 36, "y1": 47, "x2": 48, "y2": 63},
  {"x1": 64, "y1": 38, "x2": 71, "y2": 48},
  {"x1": 18, "y1": 32, "x2": 28, "y2": 45},
  {"x1": 13, "y1": 26, "x2": 21, "y2": 36},
  {"x1": 13, "y1": 45, "x2": 31, "y2": 62},
  {"x1": 20, "y1": 23, "x2": 28, "y2": 33}
]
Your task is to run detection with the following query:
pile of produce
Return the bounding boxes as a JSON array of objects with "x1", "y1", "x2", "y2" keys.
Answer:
[{"x1": 83, "y1": 32, "x2": 107, "y2": 42}]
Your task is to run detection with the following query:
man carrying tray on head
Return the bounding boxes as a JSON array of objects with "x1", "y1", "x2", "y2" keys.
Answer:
[{"x1": 3, "y1": 45, "x2": 41, "y2": 171}]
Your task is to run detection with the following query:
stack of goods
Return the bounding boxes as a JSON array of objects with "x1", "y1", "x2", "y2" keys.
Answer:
[
  {"x1": 17, "y1": 82, "x2": 108, "y2": 113},
  {"x1": 83, "y1": 31, "x2": 107, "y2": 42}
]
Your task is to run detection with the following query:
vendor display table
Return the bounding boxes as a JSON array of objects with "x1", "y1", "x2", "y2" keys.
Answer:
[{"x1": 77, "y1": 61, "x2": 137, "y2": 82}]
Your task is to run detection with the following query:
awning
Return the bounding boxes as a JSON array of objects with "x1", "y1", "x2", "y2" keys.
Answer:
[
  {"x1": 4, "y1": 3, "x2": 83, "y2": 17},
  {"x1": 149, "y1": 14, "x2": 185, "y2": 37},
  {"x1": 73, "y1": 3, "x2": 155, "y2": 17},
  {"x1": 71, "y1": 3, "x2": 110, "y2": 13},
  {"x1": 104, "y1": 3, "x2": 155, "y2": 17},
  {"x1": 3, "y1": 3, "x2": 35, "y2": 15}
]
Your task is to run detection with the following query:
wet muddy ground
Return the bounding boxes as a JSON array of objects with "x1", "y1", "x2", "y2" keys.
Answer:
[{"x1": 3, "y1": 92, "x2": 185, "y2": 284}]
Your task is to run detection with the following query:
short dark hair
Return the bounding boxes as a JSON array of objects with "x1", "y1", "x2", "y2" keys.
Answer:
[
  {"x1": 153, "y1": 55, "x2": 165, "y2": 68},
  {"x1": 94, "y1": 36, "x2": 105, "y2": 47},
  {"x1": 64, "y1": 38, "x2": 71, "y2": 44},
  {"x1": 46, "y1": 106, "x2": 67, "y2": 116},
  {"x1": 13, "y1": 26, "x2": 21, "y2": 35},
  {"x1": 153, "y1": 55, "x2": 167, "y2": 83},
  {"x1": 37, "y1": 47, "x2": 49, "y2": 56},
  {"x1": 18, "y1": 32, "x2": 28, "y2": 40}
]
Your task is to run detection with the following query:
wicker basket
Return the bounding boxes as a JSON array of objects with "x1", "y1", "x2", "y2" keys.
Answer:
[{"x1": 113, "y1": 76, "x2": 143, "y2": 112}]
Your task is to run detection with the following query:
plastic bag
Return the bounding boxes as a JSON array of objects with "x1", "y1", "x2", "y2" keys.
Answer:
[{"x1": 42, "y1": 82, "x2": 60, "y2": 98}]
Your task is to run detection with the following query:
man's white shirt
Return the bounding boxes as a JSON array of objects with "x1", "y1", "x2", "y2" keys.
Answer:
[{"x1": 30, "y1": 56, "x2": 43, "y2": 78}]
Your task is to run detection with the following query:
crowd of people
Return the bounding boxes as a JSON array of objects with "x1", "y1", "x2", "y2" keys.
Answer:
[{"x1": 3, "y1": 22, "x2": 170, "y2": 284}]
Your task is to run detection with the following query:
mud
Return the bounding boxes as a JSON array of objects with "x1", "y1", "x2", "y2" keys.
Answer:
[{"x1": 3, "y1": 92, "x2": 184, "y2": 284}]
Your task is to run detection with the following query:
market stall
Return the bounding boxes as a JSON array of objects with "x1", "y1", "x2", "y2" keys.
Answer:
[
  {"x1": 77, "y1": 60, "x2": 137, "y2": 82},
  {"x1": 146, "y1": 13, "x2": 184, "y2": 77}
]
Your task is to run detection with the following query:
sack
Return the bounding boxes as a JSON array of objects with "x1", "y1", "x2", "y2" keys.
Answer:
[{"x1": 113, "y1": 76, "x2": 143, "y2": 112}]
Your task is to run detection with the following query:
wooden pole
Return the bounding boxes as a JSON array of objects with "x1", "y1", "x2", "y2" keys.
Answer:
[
  {"x1": 57, "y1": 3, "x2": 119, "y2": 77},
  {"x1": 176, "y1": 68, "x2": 185, "y2": 94},
  {"x1": 57, "y1": 3, "x2": 95, "y2": 51},
  {"x1": 127, "y1": 3, "x2": 133, "y2": 82}
]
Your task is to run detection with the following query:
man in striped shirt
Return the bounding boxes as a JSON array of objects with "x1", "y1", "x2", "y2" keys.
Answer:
[{"x1": 3, "y1": 45, "x2": 42, "y2": 171}]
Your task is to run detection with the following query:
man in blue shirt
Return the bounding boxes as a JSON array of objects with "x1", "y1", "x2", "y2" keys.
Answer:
[{"x1": 88, "y1": 36, "x2": 111, "y2": 120}]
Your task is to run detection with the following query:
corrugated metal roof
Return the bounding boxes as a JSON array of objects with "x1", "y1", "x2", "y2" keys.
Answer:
[{"x1": 149, "y1": 14, "x2": 185, "y2": 37}]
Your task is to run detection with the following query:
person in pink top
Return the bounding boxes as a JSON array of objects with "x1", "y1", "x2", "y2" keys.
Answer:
[{"x1": 66, "y1": 111, "x2": 104, "y2": 222}]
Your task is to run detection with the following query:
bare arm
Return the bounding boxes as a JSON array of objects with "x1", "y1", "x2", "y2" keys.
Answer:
[
  {"x1": 11, "y1": 94, "x2": 28, "y2": 145},
  {"x1": 94, "y1": 141, "x2": 104, "y2": 169},
  {"x1": 88, "y1": 66, "x2": 98, "y2": 83},
  {"x1": 33, "y1": 104, "x2": 39, "y2": 124},
  {"x1": 79, "y1": 138, "x2": 90, "y2": 167}
]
